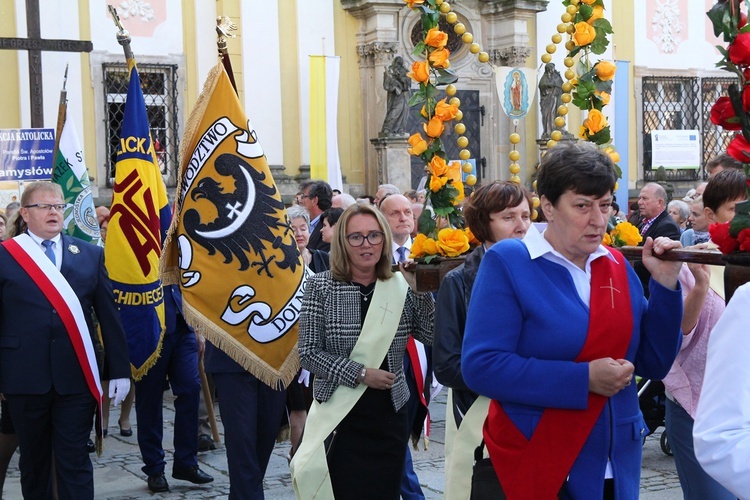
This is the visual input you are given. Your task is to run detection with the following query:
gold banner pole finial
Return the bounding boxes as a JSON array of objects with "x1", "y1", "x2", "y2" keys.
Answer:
[
  {"x1": 216, "y1": 16, "x2": 239, "y2": 95},
  {"x1": 108, "y1": 5, "x2": 134, "y2": 63}
]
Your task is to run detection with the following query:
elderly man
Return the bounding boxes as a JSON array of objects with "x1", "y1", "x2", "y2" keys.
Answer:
[
  {"x1": 636, "y1": 182, "x2": 681, "y2": 296},
  {"x1": 331, "y1": 193, "x2": 356, "y2": 210},
  {"x1": 296, "y1": 180, "x2": 332, "y2": 252},
  {"x1": 374, "y1": 183, "x2": 400, "y2": 208},
  {"x1": 0, "y1": 182, "x2": 130, "y2": 499},
  {"x1": 380, "y1": 194, "x2": 429, "y2": 500}
]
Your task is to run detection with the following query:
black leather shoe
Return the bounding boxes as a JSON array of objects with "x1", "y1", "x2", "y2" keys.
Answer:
[
  {"x1": 119, "y1": 422, "x2": 133, "y2": 437},
  {"x1": 86, "y1": 439, "x2": 96, "y2": 453},
  {"x1": 197, "y1": 433, "x2": 215, "y2": 452},
  {"x1": 147, "y1": 473, "x2": 169, "y2": 493},
  {"x1": 172, "y1": 466, "x2": 214, "y2": 484}
]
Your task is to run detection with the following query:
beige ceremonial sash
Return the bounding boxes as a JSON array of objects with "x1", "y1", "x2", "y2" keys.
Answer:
[
  {"x1": 290, "y1": 274, "x2": 409, "y2": 499},
  {"x1": 444, "y1": 393, "x2": 490, "y2": 500},
  {"x1": 706, "y1": 242, "x2": 725, "y2": 300}
]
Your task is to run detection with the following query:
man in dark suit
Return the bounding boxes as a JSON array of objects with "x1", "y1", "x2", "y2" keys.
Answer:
[
  {"x1": 134, "y1": 285, "x2": 213, "y2": 492},
  {"x1": 204, "y1": 344, "x2": 286, "y2": 499},
  {"x1": 297, "y1": 180, "x2": 332, "y2": 252},
  {"x1": 636, "y1": 182, "x2": 681, "y2": 296},
  {"x1": 0, "y1": 182, "x2": 130, "y2": 499}
]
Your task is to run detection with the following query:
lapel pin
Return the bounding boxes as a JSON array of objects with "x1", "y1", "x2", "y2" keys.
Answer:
[{"x1": 68, "y1": 244, "x2": 80, "y2": 254}]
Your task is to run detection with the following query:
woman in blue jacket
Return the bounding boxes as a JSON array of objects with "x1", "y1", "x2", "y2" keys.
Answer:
[{"x1": 462, "y1": 142, "x2": 684, "y2": 499}]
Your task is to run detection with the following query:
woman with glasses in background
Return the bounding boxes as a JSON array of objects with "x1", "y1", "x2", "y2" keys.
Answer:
[{"x1": 291, "y1": 203, "x2": 434, "y2": 499}]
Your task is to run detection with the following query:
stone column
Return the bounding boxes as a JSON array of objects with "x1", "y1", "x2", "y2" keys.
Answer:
[
  {"x1": 369, "y1": 136, "x2": 411, "y2": 193},
  {"x1": 341, "y1": 0, "x2": 405, "y2": 195}
]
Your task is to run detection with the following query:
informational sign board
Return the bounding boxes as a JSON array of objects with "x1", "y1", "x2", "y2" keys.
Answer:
[
  {"x1": 0, "y1": 128, "x2": 55, "y2": 181},
  {"x1": 650, "y1": 130, "x2": 701, "y2": 170}
]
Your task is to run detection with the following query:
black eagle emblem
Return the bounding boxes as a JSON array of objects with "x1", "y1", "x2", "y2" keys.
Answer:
[{"x1": 183, "y1": 153, "x2": 300, "y2": 276}]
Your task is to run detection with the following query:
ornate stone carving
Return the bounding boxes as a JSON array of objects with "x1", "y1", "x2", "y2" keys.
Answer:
[
  {"x1": 356, "y1": 41, "x2": 399, "y2": 65},
  {"x1": 493, "y1": 46, "x2": 533, "y2": 66},
  {"x1": 651, "y1": 0, "x2": 683, "y2": 53}
]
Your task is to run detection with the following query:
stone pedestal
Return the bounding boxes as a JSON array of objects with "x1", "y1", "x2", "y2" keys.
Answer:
[{"x1": 370, "y1": 135, "x2": 411, "y2": 193}]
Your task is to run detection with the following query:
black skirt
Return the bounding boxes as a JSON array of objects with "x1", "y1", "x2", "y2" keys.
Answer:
[{"x1": 327, "y1": 386, "x2": 409, "y2": 499}]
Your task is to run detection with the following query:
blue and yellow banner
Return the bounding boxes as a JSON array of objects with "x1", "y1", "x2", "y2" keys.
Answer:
[
  {"x1": 106, "y1": 61, "x2": 171, "y2": 380},
  {"x1": 161, "y1": 62, "x2": 304, "y2": 389}
]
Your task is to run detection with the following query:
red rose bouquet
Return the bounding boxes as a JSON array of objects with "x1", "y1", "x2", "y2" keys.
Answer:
[{"x1": 707, "y1": 0, "x2": 750, "y2": 254}]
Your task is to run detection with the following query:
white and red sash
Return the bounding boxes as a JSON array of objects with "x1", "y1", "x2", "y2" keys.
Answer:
[
  {"x1": 2, "y1": 234, "x2": 104, "y2": 451},
  {"x1": 484, "y1": 248, "x2": 633, "y2": 498},
  {"x1": 406, "y1": 337, "x2": 430, "y2": 446}
]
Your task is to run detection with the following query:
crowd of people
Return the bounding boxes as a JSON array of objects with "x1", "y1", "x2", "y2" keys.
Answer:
[{"x1": 0, "y1": 144, "x2": 749, "y2": 499}]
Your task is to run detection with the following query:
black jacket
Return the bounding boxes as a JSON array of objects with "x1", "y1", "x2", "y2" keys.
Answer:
[
  {"x1": 433, "y1": 245, "x2": 485, "y2": 427},
  {"x1": 635, "y1": 210, "x2": 681, "y2": 297}
]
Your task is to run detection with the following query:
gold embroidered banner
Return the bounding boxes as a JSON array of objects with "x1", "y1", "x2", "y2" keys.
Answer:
[{"x1": 161, "y1": 62, "x2": 304, "y2": 388}]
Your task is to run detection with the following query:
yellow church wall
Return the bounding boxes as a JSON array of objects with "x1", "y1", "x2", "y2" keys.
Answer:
[
  {"x1": 0, "y1": 1, "x2": 21, "y2": 128},
  {"x1": 334, "y1": 2, "x2": 364, "y2": 186},
  {"x1": 216, "y1": 0, "x2": 244, "y2": 102},
  {"x1": 78, "y1": 0, "x2": 97, "y2": 183}
]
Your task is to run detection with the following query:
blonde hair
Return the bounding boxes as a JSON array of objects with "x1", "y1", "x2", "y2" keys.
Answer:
[
  {"x1": 330, "y1": 203, "x2": 394, "y2": 282},
  {"x1": 20, "y1": 181, "x2": 63, "y2": 206}
]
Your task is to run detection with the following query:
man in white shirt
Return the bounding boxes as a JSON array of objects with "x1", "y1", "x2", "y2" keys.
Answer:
[{"x1": 381, "y1": 194, "x2": 414, "y2": 263}]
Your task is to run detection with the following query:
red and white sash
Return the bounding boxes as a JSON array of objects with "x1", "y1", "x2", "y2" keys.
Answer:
[
  {"x1": 484, "y1": 248, "x2": 633, "y2": 498},
  {"x1": 2, "y1": 235, "x2": 104, "y2": 449}
]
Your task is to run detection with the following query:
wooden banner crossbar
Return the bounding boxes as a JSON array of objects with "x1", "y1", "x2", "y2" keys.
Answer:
[{"x1": 402, "y1": 248, "x2": 750, "y2": 302}]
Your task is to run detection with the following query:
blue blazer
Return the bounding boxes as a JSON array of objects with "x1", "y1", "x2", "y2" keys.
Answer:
[
  {"x1": 462, "y1": 239, "x2": 682, "y2": 499},
  {"x1": 0, "y1": 234, "x2": 130, "y2": 395}
]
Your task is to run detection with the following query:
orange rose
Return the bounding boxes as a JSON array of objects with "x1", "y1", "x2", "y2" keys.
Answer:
[
  {"x1": 465, "y1": 227, "x2": 480, "y2": 246},
  {"x1": 602, "y1": 232, "x2": 612, "y2": 246},
  {"x1": 404, "y1": 0, "x2": 425, "y2": 8},
  {"x1": 424, "y1": 116, "x2": 445, "y2": 138},
  {"x1": 587, "y1": 5, "x2": 604, "y2": 25},
  {"x1": 410, "y1": 233, "x2": 427, "y2": 258},
  {"x1": 437, "y1": 227, "x2": 470, "y2": 257},
  {"x1": 407, "y1": 133, "x2": 428, "y2": 156},
  {"x1": 579, "y1": 125, "x2": 589, "y2": 140},
  {"x1": 596, "y1": 61, "x2": 616, "y2": 81},
  {"x1": 408, "y1": 60, "x2": 430, "y2": 84},
  {"x1": 429, "y1": 174, "x2": 449, "y2": 192},
  {"x1": 429, "y1": 155, "x2": 449, "y2": 176},
  {"x1": 573, "y1": 22, "x2": 596, "y2": 47},
  {"x1": 429, "y1": 48, "x2": 450, "y2": 69},
  {"x1": 425, "y1": 28, "x2": 449, "y2": 49},
  {"x1": 608, "y1": 151, "x2": 620, "y2": 163},
  {"x1": 423, "y1": 237, "x2": 439, "y2": 255},
  {"x1": 584, "y1": 109, "x2": 608, "y2": 135},
  {"x1": 434, "y1": 98, "x2": 459, "y2": 121},
  {"x1": 595, "y1": 90, "x2": 611, "y2": 105},
  {"x1": 446, "y1": 161, "x2": 465, "y2": 202},
  {"x1": 420, "y1": 105, "x2": 428, "y2": 118}
]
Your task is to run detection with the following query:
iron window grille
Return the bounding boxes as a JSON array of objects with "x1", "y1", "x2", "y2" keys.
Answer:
[
  {"x1": 642, "y1": 75, "x2": 733, "y2": 182},
  {"x1": 103, "y1": 63, "x2": 179, "y2": 188}
]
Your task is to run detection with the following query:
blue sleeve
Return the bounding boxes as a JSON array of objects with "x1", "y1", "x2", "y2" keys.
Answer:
[
  {"x1": 634, "y1": 270, "x2": 683, "y2": 380},
  {"x1": 461, "y1": 246, "x2": 590, "y2": 410}
]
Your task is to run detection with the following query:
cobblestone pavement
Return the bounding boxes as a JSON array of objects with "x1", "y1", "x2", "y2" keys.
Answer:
[{"x1": 3, "y1": 390, "x2": 684, "y2": 499}]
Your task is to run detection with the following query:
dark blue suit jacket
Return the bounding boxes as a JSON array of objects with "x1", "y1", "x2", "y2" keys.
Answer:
[{"x1": 0, "y1": 234, "x2": 130, "y2": 395}]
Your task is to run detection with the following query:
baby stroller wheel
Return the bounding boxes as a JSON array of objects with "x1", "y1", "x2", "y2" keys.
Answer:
[{"x1": 660, "y1": 432, "x2": 673, "y2": 456}]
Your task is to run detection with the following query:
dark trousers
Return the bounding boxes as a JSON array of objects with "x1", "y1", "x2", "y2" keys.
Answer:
[
  {"x1": 135, "y1": 330, "x2": 200, "y2": 476},
  {"x1": 213, "y1": 371, "x2": 286, "y2": 500},
  {"x1": 7, "y1": 391, "x2": 96, "y2": 500}
]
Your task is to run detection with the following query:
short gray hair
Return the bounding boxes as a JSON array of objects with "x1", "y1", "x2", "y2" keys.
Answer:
[
  {"x1": 667, "y1": 199, "x2": 689, "y2": 221},
  {"x1": 286, "y1": 205, "x2": 310, "y2": 225}
]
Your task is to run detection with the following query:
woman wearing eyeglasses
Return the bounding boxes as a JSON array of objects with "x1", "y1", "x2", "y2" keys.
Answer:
[{"x1": 291, "y1": 203, "x2": 434, "y2": 499}]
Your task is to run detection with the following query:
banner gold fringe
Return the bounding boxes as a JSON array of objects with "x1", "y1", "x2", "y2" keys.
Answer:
[
  {"x1": 181, "y1": 299, "x2": 300, "y2": 390},
  {"x1": 130, "y1": 327, "x2": 165, "y2": 382}
]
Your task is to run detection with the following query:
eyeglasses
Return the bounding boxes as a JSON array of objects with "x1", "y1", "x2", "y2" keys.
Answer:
[
  {"x1": 346, "y1": 231, "x2": 384, "y2": 247},
  {"x1": 23, "y1": 203, "x2": 67, "y2": 213}
]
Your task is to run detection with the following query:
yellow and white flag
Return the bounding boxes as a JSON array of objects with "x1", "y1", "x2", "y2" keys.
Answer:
[
  {"x1": 309, "y1": 55, "x2": 343, "y2": 190},
  {"x1": 161, "y1": 62, "x2": 304, "y2": 388}
]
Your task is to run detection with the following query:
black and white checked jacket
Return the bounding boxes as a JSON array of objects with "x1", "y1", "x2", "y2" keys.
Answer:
[{"x1": 298, "y1": 271, "x2": 434, "y2": 411}]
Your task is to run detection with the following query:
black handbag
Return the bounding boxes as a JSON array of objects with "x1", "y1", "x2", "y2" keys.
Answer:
[
  {"x1": 470, "y1": 440, "x2": 505, "y2": 500},
  {"x1": 470, "y1": 440, "x2": 567, "y2": 500}
]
